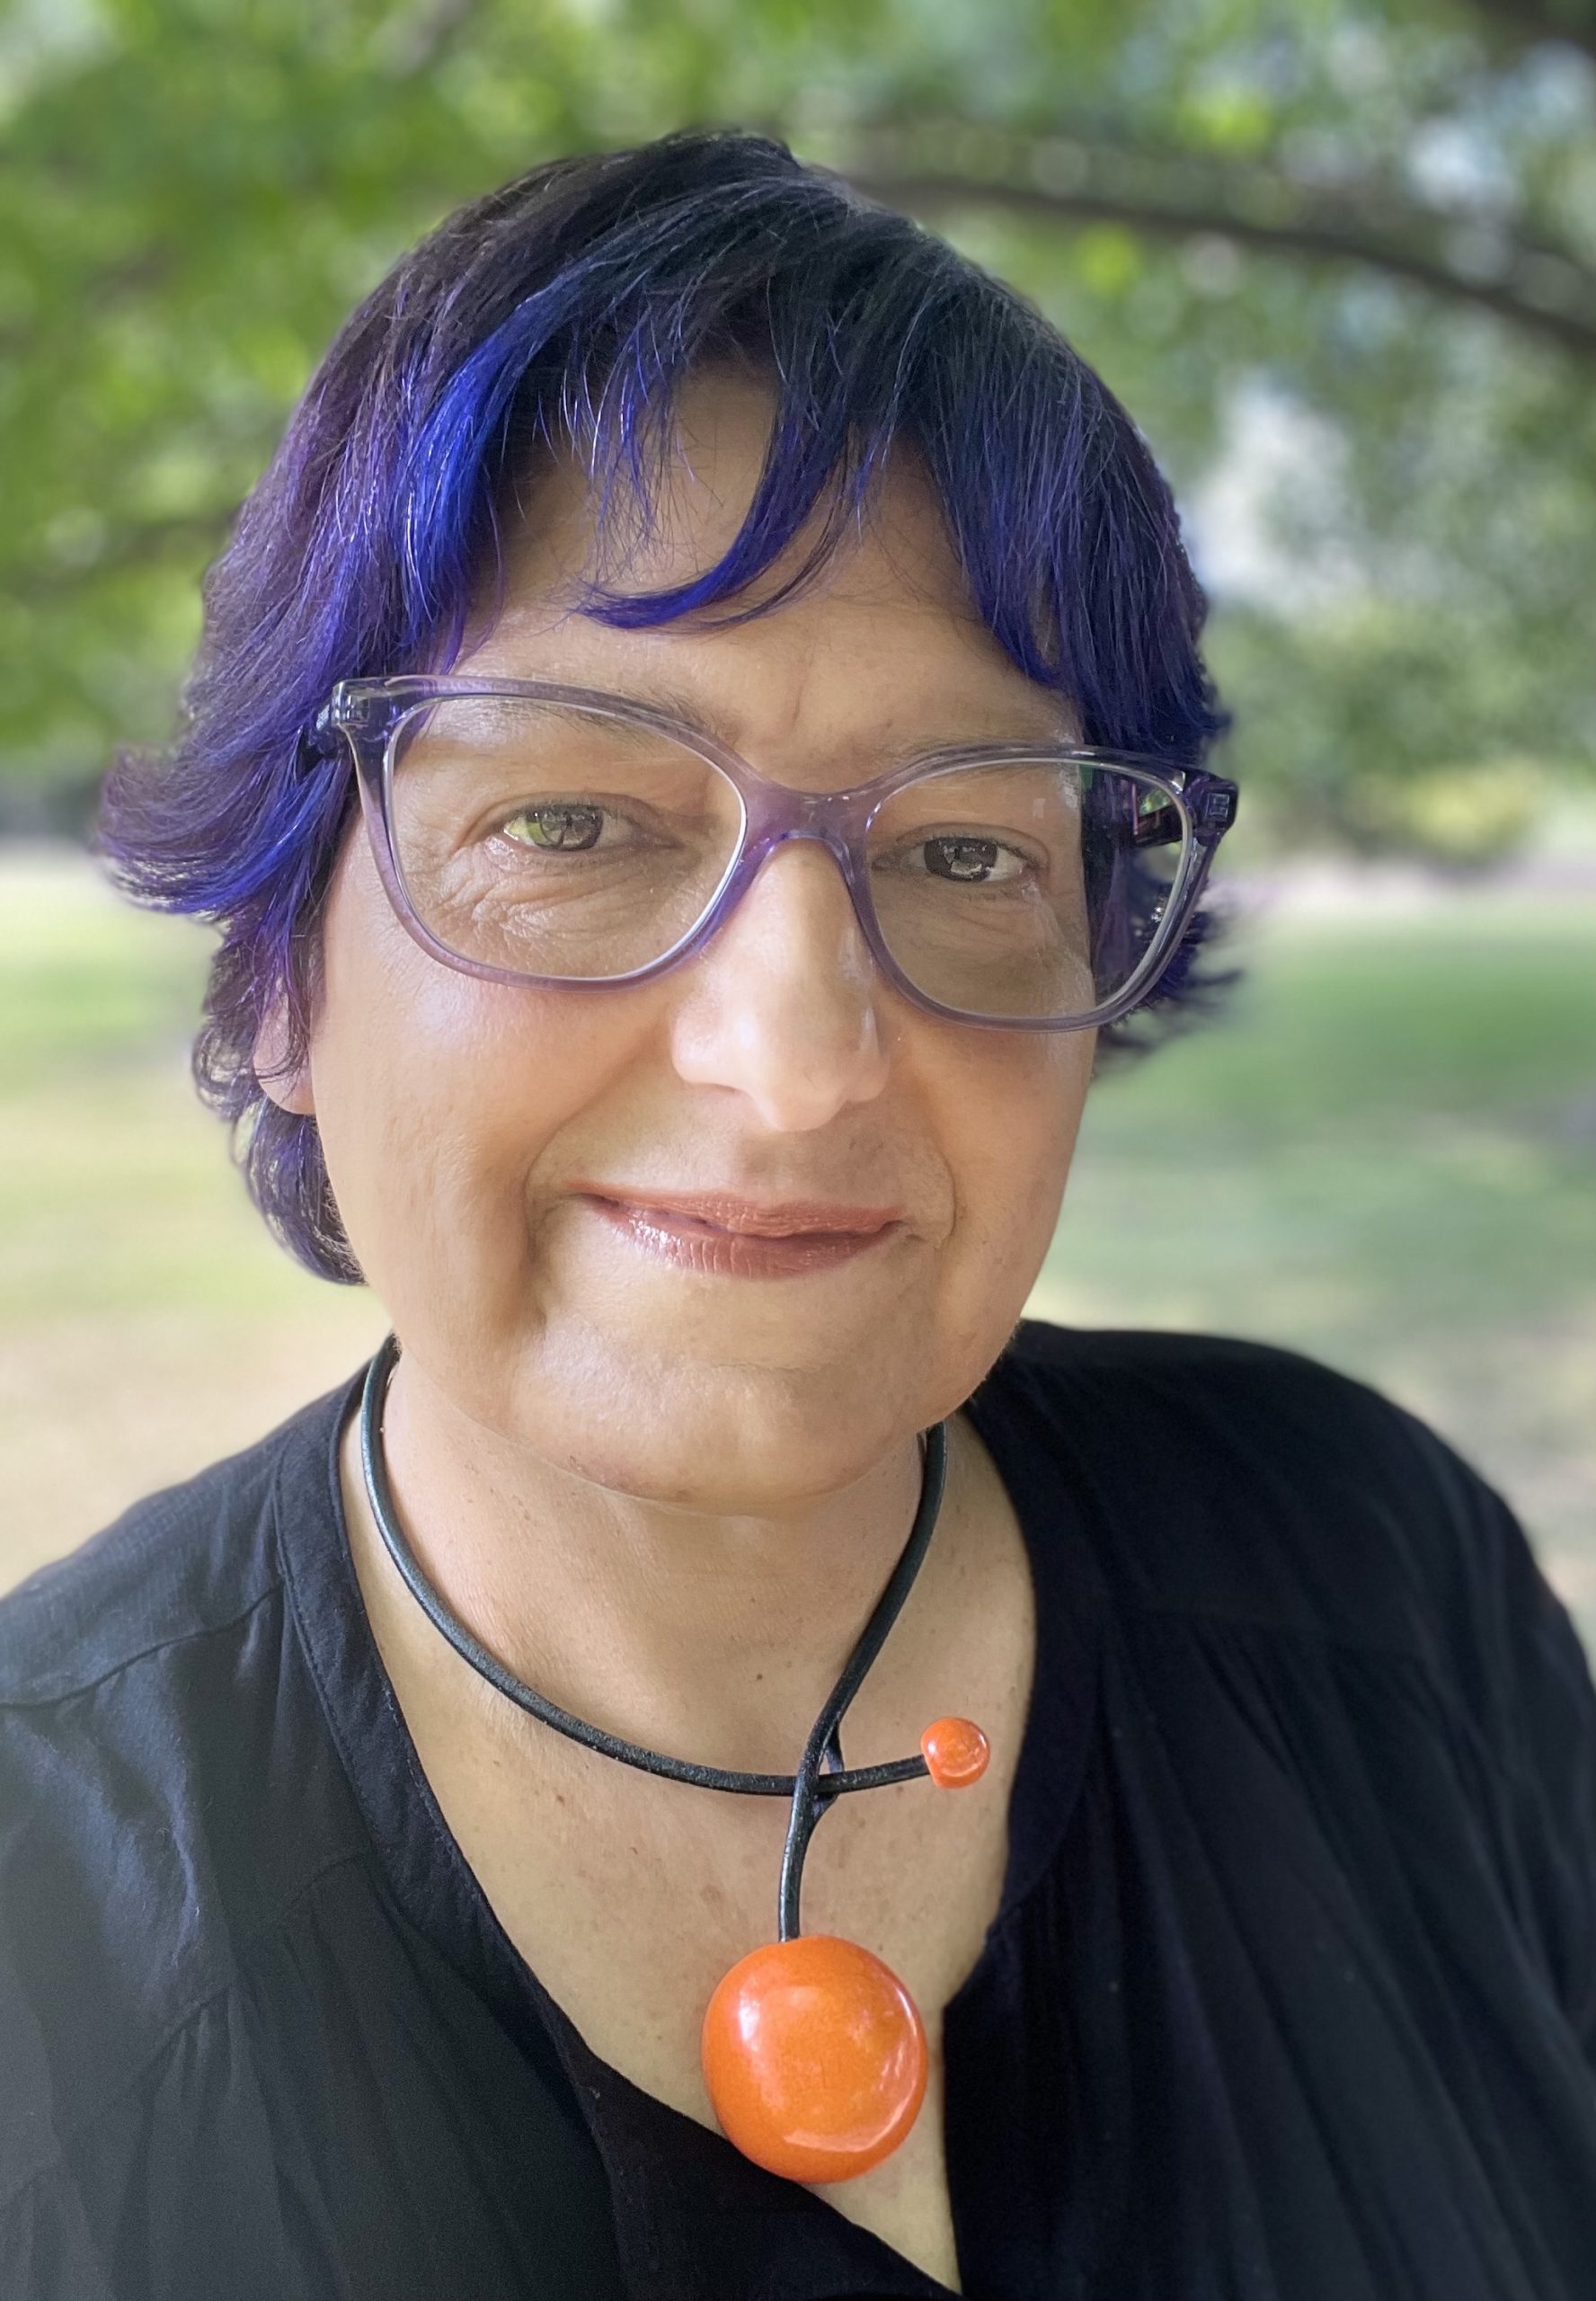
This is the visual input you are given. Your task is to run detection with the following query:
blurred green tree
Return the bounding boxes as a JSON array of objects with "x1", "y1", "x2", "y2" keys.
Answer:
[{"x1": 2, "y1": 0, "x2": 1592, "y2": 854}]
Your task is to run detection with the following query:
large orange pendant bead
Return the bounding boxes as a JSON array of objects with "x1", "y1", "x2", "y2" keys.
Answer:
[{"x1": 700, "y1": 1933, "x2": 928, "y2": 2183}]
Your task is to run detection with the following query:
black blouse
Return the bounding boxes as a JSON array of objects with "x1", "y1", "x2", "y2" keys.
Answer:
[{"x1": 3, "y1": 1320, "x2": 1594, "y2": 2300}]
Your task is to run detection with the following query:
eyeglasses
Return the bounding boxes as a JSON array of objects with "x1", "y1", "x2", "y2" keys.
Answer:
[{"x1": 310, "y1": 676, "x2": 1238, "y2": 1032}]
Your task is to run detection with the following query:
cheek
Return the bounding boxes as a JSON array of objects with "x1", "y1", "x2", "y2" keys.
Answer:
[
  {"x1": 936, "y1": 1030, "x2": 1092, "y2": 1302},
  {"x1": 305, "y1": 837, "x2": 637, "y2": 1322}
]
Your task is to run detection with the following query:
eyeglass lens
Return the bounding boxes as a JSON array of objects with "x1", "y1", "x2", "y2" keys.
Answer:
[{"x1": 385, "y1": 696, "x2": 1189, "y2": 1021}]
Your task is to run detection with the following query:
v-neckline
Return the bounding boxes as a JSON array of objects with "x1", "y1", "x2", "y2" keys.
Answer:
[{"x1": 285, "y1": 1332, "x2": 1108, "y2": 2300}]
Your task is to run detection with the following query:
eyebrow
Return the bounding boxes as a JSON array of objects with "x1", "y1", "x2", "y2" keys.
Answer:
[{"x1": 563, "y1": 672, "x2": 1079, "y2": 768}]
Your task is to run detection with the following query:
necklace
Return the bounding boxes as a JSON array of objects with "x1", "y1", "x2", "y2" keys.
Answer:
[{"x1": 357, "y1": 1330, "x2": 990, "y2": 2184}]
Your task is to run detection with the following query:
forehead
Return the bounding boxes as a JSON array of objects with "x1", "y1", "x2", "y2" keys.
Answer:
[
  {"x1": 505, "y1": 368, "x2": 962, "y2": 603},
  {"x1": 456, "y1": 367, "x2": 1077, "y2": 760}
]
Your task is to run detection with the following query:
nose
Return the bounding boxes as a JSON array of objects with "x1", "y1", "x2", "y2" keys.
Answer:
[{"x1": 668, "y1": 838, "x2": 891, "y2": 1131}]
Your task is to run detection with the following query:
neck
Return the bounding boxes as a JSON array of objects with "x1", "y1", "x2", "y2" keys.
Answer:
[{"x1": 339, "y1": 1345, "x2": 967, "y2": 1780}]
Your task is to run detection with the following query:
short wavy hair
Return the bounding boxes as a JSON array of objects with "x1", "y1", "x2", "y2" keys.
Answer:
[{"x1": 96, "y1": 128, "x2": 1234, "y2": 1287}]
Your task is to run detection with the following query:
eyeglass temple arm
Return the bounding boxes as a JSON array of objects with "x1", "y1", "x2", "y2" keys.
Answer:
[{"x1": 299, "y1": 703, "x2": 343, "y2": 764}]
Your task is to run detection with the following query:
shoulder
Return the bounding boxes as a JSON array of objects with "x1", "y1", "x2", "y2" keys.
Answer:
[
  {"x1": 0, "y1": 1372, "x2": 368, "y2": 2205},
  {"x1": 998, "y1": 1314, "x2": 1451, "y2": 1481},
  {"x1": 0, "y1": 1372, "x2": 359, "y2": 1707},
  {"x1": 995, "y1": 1324, "x2": 1596, "y2": 2054},
  {"x1": 983, "y1": 1319, "x2": 1535, "y2": 1671},
  {"x1": 1, "y1": 1426, "x2": 280, "y2": 1713}
]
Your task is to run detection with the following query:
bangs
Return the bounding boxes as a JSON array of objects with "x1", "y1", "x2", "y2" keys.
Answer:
[{"x1": 390, "y1": 161, "x2": 1218, "y2": 760}]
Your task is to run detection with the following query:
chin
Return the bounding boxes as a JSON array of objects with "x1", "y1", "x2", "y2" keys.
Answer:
[{"x1": 515, "y1": 1330, "x2": 924, "y2": 1509}]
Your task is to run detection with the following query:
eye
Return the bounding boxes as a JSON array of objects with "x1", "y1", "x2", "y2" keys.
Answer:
[
  {"x1": 908, "y1": 834, "x2": 1030, "y2": 884},
  {"x1": 499, "y1": 803, "x2": 610, "y2": 852}
]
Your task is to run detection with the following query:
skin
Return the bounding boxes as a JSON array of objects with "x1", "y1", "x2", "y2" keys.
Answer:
[{"x1": 259, "y1": 368, "x2": 1097, "y2": 2286}]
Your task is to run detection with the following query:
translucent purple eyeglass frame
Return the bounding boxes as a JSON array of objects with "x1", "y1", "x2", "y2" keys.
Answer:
[{"x1": 312, "y1": 674, "x2": 1240, "y2": 1033}]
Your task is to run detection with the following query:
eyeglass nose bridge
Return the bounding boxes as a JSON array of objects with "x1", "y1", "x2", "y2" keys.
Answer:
[
  {"x1": 703, "y1": 791, "x2": 885, "y2": 969},
  {"x1": 726, "y1": 784, "x2": 874, "y2": 909},
  {"x1": 740, "y1": 776, "x2": 869, "y2": 842}
]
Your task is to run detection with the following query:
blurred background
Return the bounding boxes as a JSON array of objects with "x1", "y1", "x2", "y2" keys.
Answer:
[{"x1": 2, "y1": 0, "x2": 1592, "y2": 1644}]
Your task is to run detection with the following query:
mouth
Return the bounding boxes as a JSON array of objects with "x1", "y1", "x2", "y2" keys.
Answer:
[{"x1": 573, "y1": 1187, "x2": 906, "y2": 1279}]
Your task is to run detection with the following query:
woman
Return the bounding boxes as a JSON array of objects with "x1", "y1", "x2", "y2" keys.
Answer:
[{"x1": 1, "y1": 129, "x2": 1592, "y2": 2301}]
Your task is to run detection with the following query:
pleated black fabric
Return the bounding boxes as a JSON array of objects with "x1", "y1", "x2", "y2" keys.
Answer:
[{"x1": 2, "y1": 1319, "x2": 1593, "y2": 2300}]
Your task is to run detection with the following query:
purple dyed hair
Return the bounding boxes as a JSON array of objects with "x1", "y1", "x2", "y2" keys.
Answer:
[{"x1": 95, "y1": 128, "x2": 1235, "y2": 1287}]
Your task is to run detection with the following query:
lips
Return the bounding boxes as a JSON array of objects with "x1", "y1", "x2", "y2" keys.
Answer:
[
  {"x1": 574, "y1": 1187, "x2": 905, "y2": 1280},
  {"x1": 575, "y1": 1187, "x2": 904, "y2": 1239}
]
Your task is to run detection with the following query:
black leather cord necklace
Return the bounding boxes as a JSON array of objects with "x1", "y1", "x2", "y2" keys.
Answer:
[{"x1": 357, "y1": 1329, "x2": 992, "y2": 2183}]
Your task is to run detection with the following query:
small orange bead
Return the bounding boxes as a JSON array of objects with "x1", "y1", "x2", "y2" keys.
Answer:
[
  {"x1": 700, "y1": 1934, "x2": 927, "y2": 2183},
  {"x1": 920, "y1": 1715, "x2": 990, "y2": 1789}
]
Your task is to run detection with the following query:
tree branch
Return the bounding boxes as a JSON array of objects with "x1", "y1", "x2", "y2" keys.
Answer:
[
  {"x1": 1456, "y1": 0, "x2": 1596, "y2": 66},
  {"x1": 376, "y1": 0, "x2": 485, "y2": 77},
  {"x1": 15, "y1": 508, "x2": 237, "y2": 600},
  {"x1": 842, "y1": 127, "x2": 1596, "y2": 364}
]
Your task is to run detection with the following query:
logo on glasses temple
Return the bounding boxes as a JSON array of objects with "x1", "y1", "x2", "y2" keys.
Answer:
[{"x1": 325, "y1": 687, "x2": 382, "y2": 731}]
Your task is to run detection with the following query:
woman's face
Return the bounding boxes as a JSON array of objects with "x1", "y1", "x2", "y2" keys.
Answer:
[{"x1": 284, "y1": 370, "x2": 1096, "y2": 1507}]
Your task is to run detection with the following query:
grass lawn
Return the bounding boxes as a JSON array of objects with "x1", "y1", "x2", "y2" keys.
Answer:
[{"x1": 4, "y1": 845, "x2": 1593, "y2": 1653}]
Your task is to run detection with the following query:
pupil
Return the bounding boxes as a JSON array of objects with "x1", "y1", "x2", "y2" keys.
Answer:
[
  {"x1": 522, "y1": 804, "x2": 602, "y2": 850},
  {"x1": 929, "y1": 836, "x2": 999, "y2": 883}
]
